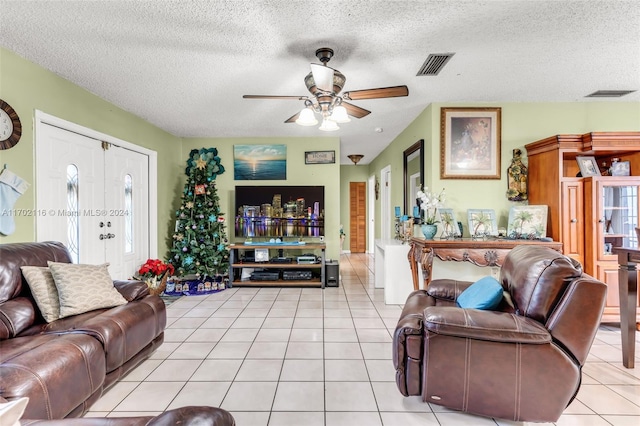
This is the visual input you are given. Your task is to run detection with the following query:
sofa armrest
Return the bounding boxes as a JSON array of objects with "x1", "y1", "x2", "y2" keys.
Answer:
[
  {"x1": 423, "y1": 306, "x2": 551, "y2": 344},
  {"x1": 113, "y1": 280, "x2": 150, "y2": 301},
  {"x1": 148, "y1": 406, "x2": 236, "y2": 425},
  {"x1": 426, "y1": 279, "x2": 473, "y2": 302},
  {"x1": 22, "y1": 406, "x2": 236, "y2": 426}
]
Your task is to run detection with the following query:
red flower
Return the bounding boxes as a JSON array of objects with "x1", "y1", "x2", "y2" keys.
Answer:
[{"x1": 137, "y1": 259, "x2": 175, "y2": 280}]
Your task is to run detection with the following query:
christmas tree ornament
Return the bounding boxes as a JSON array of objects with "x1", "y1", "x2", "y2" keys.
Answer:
[{"x1": 195, "y1": 157, "x2": 208, "y2": 170}]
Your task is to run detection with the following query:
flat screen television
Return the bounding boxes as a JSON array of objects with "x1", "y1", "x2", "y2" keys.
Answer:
[{"x1": 234, "y1": 185, "x2": 324, "y2": 238}]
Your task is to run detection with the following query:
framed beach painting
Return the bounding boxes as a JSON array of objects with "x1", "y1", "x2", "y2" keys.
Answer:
[
  {"x1": 467, "y1": 209, "x2": 498, "y2": 237},
  {"x1": 234, "y1": 144, "x2": 286, "y2": 180},
  {"x1": 441, "y1": 107, "x2": 501, "y2": 179},
  {"x1": 507, "y1": 205, "x2": 548, "y2": 238}
]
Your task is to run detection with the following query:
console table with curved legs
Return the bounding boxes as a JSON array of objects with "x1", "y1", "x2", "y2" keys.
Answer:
[{"x1": 408, "y1": 238, "x2": 563, "y2": 290}]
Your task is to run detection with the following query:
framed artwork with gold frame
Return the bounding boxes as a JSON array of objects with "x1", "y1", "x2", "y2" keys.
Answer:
[{"x1": 441, "y1": 107, "x2": 501, "y2": 179}]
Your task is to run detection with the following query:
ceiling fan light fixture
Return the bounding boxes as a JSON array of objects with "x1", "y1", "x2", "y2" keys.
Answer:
[
  {"x1": 319, "y1": 118, "x2": 339, "y2": 132},
  {"x1": 330, "y1": 105, "x2": 351, "y2": 123},
  {"x1": 295, "y1": 107, "x2": 318, "y2": 126}
]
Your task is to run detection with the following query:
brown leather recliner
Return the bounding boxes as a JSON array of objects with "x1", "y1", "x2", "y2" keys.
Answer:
[{"x1": 393, "y1": 245, "x2": 607, "y2": 422}]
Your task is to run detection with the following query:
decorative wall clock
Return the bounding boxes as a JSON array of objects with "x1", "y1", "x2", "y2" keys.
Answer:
[{"x1": 0, "y1": 99, "x2": 22, "y2": 150}]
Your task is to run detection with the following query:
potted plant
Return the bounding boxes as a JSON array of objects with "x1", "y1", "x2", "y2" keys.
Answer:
[
  {"x1": 416, "y1": 186, "x2": 445, "y2": 240},
  {"x1": 137, "y1": 259, "x2": 175, "y2": 296}
]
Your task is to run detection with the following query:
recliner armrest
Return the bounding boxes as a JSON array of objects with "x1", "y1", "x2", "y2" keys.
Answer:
[
  {"x1": 113, "y1": 280, "x2": 150, "y2": 301},
  {"x1": 426, "y1": 279, "x2": 473, "y2": 301},
  {"x1": 423, "y1": 306, "x2": 551, "y2": 344}
]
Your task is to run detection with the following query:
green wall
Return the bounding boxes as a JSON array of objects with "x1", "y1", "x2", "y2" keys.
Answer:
[
  {"x1": 181, "y1": 137, "x2": 341, "y2": 259},
  {"x1": 0, "y1": 47, "x2": 183, "y2": 255},
  {"x1": 363, "y1": 102, "x2": 640, "y2": 239}
]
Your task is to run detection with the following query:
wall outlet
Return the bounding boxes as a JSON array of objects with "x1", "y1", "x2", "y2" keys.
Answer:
[
  {"x1": 490, "y1": 267, "x2": 501, "y2": 279},
  {"x1": 319, "y1": 236, "x2": 324, "y2": 242}
]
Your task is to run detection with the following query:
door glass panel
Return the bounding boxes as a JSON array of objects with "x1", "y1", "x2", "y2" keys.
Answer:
[
  {"x1": 602, "y1": 184, "x2": 638, "y2": 253},
  {"x1": 124, "y1": 174, "x2": 133, "y2": 253},
  {"x1": 66, "y1": 164, "x2": 79, "y2": 263}
]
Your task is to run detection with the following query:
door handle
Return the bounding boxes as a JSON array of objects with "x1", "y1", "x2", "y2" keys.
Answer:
[
  {"x1": 99, "y1": 234, "x2": 105, "y2": 240},
  {"x1": 570, "y1": 218, "x2": 577, "y2": 223},
  {"x1": 107, "y1": 233, "x2": 115, "y2": 239}
]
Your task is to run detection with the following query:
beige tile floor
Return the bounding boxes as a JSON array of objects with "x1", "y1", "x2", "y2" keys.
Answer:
[{"x1": 86, "y1": 253, "x2": 640, "y2": 425}]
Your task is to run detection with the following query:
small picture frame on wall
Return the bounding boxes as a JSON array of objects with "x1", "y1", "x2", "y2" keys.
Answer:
[
  {"x1": 576, "y1": 156, "x2": 601, "y2": 177},
  {"x1": 305, "y1": 150, "x2": 336, "y2": 164}
]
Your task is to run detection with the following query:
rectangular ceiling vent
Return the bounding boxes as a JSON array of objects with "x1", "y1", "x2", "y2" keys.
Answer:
[
  {"x1": 416, "y1": 53, "x2": 455, "y2": 76},
  {"x1": 586, "y1": 90, "x2": 636, "y2": 98}
]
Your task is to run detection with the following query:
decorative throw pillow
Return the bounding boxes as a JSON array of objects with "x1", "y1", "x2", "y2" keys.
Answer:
[
  {"x1": 0, "y1": 397, "x2": 29, "y2": 426},
  {"x1": 48, "y1": 262, "x2": 127, "y2": 318},
  {"x1": 20, "y1": 266, "x2": 60, "y2": 323},
  {"x1": 456, "y1": 276, "x2": 504, "y2": 310}
]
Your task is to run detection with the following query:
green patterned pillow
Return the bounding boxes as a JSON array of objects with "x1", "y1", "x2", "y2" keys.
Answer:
[
  {"x1": 48, "y1": 262, "x2": 127, "y2": 318},
  {"x1": 20, "y1": 266, "x2": 60, "y2": 322}
]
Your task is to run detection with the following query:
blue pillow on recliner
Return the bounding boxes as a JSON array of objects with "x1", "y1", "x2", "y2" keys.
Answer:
[{"x1": 456, "y1": 276, "x2": 504, "y2": 310}]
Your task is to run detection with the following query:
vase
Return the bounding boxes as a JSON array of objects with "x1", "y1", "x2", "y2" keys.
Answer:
[
  {"x1": 422, "y1": 224, "x2": 437, "y2": 240},
  {"x1": 146, "y1": 272, "x2": 168, "y2": 296}
]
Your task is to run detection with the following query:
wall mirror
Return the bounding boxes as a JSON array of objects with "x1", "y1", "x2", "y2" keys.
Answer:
[{"x1": 403, "y1": 139, "x2": 424, "y2": 217}]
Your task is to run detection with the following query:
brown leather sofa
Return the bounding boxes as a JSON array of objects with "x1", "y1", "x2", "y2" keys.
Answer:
[
  {"x1": 0, "y1": 241, "x2": 166, "y2": 419},
  {"x1": 393, "y1": 245, "x2": 607, "y2": 422}
]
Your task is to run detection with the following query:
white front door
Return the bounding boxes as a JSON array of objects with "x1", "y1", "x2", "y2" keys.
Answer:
[{"x1": 36, "y1": 123, "x2": 150, "y2": 279}]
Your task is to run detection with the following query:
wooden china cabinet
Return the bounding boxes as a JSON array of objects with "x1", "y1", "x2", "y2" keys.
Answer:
[{"x1": 525, "y1": 132, "x2": 640, "y2": 323}]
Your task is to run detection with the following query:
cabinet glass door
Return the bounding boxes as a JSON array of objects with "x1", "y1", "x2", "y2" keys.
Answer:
[{"x1": 601, "y1": 182, "x2": 638, "y2": 254}]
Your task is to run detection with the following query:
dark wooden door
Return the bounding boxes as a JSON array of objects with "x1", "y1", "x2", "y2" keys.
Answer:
[{"x1": 349, "y1": 182, "x2": 366, "y2": 253}]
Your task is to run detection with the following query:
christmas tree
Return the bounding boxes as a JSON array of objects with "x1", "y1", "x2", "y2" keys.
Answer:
[{"x1": 169, "y1": 148, "x2": 230, "y2": 279}]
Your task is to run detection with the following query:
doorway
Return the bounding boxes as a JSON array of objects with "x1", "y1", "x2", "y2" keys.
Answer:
[
  {"x1": 35, "y1": 112, "x2": 157, "y2": 279},
  {"x1": 380, "y1": 165, "x2": 391, "y2": 240},
  {"x1": 349, "y1": 181, "x2": 366, "y2": 253},
  {"x1": 368, "y1": 174, "x2": 375, "y2": 253}
]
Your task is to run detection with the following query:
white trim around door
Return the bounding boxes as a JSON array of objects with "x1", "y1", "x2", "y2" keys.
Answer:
[{"x1": 34, "y1": 110, "x2": 158, "y2": 260}]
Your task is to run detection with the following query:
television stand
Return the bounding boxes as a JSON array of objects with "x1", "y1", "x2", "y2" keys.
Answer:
[{"x1": 229, "y1": 243, "x2": 326, "y2": 288}]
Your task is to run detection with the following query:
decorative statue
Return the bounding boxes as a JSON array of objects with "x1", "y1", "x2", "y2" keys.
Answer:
[{"x1": 506, "y1": 149, "x2": 528, "y2": 201}]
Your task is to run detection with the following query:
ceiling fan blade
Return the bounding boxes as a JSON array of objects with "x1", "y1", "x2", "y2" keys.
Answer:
[
  {"x1": 243, "y1": 95, "x2": 308, "y2": 100},
  {"x1": 284, "y1": 112, "x2": 300, "y2": 123},
  {"x1": 343, "y1": 85, "x2": 409, "y2": 100},
  {"x1": 310, "y1": 63, "x2": 334, "y2": 92},
  {"x1": 342, "y1": 101, "x2": 371, "y2": 119}
]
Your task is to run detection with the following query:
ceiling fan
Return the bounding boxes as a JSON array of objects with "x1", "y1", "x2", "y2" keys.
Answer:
[{"x1": 243, "y1": 47, "x2": 409, "y2": 131}]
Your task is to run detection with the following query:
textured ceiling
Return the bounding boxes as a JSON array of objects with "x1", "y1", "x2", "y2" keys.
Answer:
[{"x1": 1, "y1": 0, "x2": 639, "y2": 164}]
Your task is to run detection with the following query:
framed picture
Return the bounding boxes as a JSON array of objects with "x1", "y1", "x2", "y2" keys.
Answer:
[
  {"x1": 576, "y1": 156, "x2": 600, "y2": 177},
  {"x1": 254, "y1": 248, "x2": 269, "y2": 263},
  {"x1": 305, "y1": 150, "x2": 335, "y2": 164},
  {"x1": 467, "y1": 209, "x2": 498, "y2": 237},
  {"x1": 610, "y1": 161, "x2": 630, "y2": 176},
  {"x1": 507, "y1": 205, "x2": 548, "y2": 238},
  {"x1": 234, "y1": 144, "x2": 286, "y2": 180},
  {"x1": 439, "y1": 208, "x2": 461, "y2": 237},
  {"x1": 440, "y1": 107, "x2": 501, "y2": 179}
]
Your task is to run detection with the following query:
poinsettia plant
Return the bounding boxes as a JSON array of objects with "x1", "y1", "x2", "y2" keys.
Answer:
[{"x1": 137, "y1": 259, "x2": 175, "y2": 280}]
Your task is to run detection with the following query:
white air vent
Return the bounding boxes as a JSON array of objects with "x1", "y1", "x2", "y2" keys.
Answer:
[
  {"x1": 416, "y1": 53, "x2": 455, "y2": 76},
  {"x1": 586, "y1": 90, "x2": 636, "y2": 98}
]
